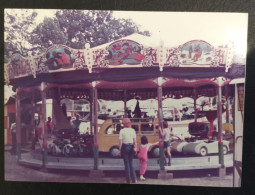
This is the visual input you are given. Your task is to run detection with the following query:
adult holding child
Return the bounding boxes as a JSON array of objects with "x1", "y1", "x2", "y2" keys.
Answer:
[{"x1": 119, "y1": 118, "x2": 138, "y2": 184}]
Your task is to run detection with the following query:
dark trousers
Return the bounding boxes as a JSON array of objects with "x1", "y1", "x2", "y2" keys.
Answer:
[
  {"x1": 31, "y1": 130, "x2": 38, "y2": 150},
  {"x1": 11, "y1": 132, "x2": 16, "y2": 155},
  {"x1": 121, "y1": 144, "x2": 137, "y2": 182}
]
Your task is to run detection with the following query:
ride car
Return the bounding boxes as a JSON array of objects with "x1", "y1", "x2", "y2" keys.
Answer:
[
  {"x1": 170, "y1": 135, "x2": 189, "y2": 153},
  {"x1": 182, "y1": 139, "x2": 230, "y2": 156}
]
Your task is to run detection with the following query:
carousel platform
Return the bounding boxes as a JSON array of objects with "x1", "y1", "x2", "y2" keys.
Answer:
[{"x1": 18, "y1": 151, "x2": 233, "y2": 171}]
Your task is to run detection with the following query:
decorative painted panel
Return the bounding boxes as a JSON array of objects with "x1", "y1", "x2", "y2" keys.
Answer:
[
  {"x1": 45, "y1": 45, "x2": 75, "y2": 70},
  {"x1": 106, "y1": 40, "x2": 145, "y2": 65},
  {"x1": 179, "y1": 40, "x2": 214, "y2": 65}
]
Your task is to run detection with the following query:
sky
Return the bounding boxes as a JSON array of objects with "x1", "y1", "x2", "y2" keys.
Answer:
[{"x1": 29, "y1": 9, "x2": 248, "y2": 56}]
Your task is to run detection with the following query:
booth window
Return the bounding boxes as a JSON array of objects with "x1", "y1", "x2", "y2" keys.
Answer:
[
  {"x1": 141, "y1": 123, "x2": 153, "y2": 134},
  {"x1": 105, "y1": 124, "x2": 123, "y2": 135},
  {"x1": 132, "y1": 125, "x2": 139, "y2": 134}
]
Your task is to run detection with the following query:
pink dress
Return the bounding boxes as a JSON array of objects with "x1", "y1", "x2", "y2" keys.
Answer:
[{"x1": 137, "y1": 144, "x2": 149, "y2": 175}]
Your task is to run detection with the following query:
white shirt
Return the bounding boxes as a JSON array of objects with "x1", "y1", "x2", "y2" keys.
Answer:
[
  {"x1": 119, "y1": 127, "x2": 136, "y2": 144},
  {"x1": 163, "y1": 128, "x2": 171, "y2": 142},
  {"x1": 141, "y1": 143, "x2": 153, "y2": 150},
  {"x1": 11, "y1": 123, "x2": 16, "y2": 133}
]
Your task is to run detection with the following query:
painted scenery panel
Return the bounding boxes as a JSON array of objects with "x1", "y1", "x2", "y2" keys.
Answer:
[
  {"x1": 45, "y1": 46, "x2": 75, "y2": 70},
  {"x1": 179, "y1": 40, "x2": 214, "y2": 65},
  {"x1": 106, "y1": 40, "x2": 145, "y2": 65}
]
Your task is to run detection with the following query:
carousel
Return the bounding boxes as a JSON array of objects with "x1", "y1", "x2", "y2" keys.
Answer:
[{"x1": 5, "y1": 33, "x2": 245, "y2": 175}]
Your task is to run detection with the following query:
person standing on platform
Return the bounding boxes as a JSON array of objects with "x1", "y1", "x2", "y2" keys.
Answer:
[
  {"x1": 119, "y1": 118, "x2": 137, "y2": 184},
  {"x1": 46, "y1": 117, "x2": 53, "y2": 135},
  {"x1": 158, "y1": 121, "x2": 173, "y2": 166},
  {"x1": 72, "y1": 114, "x2": 82, "y2": 134},
  {"x1": 10, "y1": 122, "x2": 16, "y2": 155}
]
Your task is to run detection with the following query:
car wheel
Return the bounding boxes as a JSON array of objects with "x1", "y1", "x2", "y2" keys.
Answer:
[
  {"x1": 151, "y1": 146, "x2": 160, "y2": 158},
  {"x1": 200, "y1": 147, "x2": 208, "y2": 156},
  {"x1": 110, "y1": 146, "x2": 119, "y2": 158},
  {"x1": 223, "y1": 145, "x2": 228, "y2": 155}
]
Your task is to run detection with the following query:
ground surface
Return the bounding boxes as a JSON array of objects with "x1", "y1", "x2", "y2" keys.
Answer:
[{"x1": 4, "y1": 146, "x2": 233, "y2": 187}]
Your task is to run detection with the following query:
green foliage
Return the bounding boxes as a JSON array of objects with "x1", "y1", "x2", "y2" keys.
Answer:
[
  {"x1": 30, "y1": 17, "x2": 68, "y2": 49},
  {"x1": 4, "y1": 10, "x2": 38, "y2": 58},
  {"x1": 32, "y1": 10, "x2": 150, "y2": 51},
  {"x1": 5, "y1": 10, "x2": 150, "y2": 57}
]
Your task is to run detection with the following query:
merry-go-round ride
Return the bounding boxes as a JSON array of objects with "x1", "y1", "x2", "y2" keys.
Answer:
[{"x1": 5, "y1": 33, "x2": 245, "y2": 174}]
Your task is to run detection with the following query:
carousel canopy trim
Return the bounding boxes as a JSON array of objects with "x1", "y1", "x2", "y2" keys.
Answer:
[
  {"x1": 5, "y1": 34, "x2": 243, "y2": 86},
  {"x1": 8, "y1": 65, "x2": 244, "y2": 89}
]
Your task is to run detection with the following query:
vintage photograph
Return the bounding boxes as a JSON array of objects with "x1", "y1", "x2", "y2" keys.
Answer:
[{"x1": 4, "y1": 9, "x2": 247, "y2": 187}]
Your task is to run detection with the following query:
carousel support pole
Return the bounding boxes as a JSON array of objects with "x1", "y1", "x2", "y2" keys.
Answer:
[
  {"x1": 90, "y1": 89, "x2": 93, "y2": 135},
  {"x1": 225, "y1": 84, "x2": 229, "y2": 124},
  {"x1": 31, "y1": 92, "x2": 35, "y2": 149},
  {"x1": 217, "y1": 78, "x2": 226, "y2": 177},
  {"x1": 41, "y1": 82, "x2": 48, "y2": 168},
  {"x1": 16, "y1": 88, "x2": 21, "y2": 160},
  {"x1": 193, "y1": 88, "x2": 197, "y2": 122},
  {"x1": 157, "y1": 77, "x2": 173, "y2": 179},
  {"x1": 89, "y1": 82, "x2": 104, "y2": 178},
  {"x1": 157, "y1": 77, "x2": 164, "y2": 171},
  {"x1": 124, "y1": 89, "x2": 127, "y2": 117}
]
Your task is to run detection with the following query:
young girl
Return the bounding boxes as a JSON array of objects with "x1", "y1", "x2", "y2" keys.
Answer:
[
  {"x1": 159, "y1": 121, "x2": 173, "y2": 166},
  {"x1": 137, "y1": 136, "x2": 158, "y2": 181}
]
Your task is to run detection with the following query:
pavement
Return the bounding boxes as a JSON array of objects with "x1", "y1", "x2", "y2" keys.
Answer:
[{"x1": 4, "y1": 145, "x2": 234, "y2": 187}]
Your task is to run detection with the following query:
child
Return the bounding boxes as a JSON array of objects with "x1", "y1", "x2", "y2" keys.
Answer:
[
  {"x1": 137, "y1": 136, "x2": 158, "y2": 181},
  {"x1": 159, "y1": 121, "x2": 173, "y2": 166}
]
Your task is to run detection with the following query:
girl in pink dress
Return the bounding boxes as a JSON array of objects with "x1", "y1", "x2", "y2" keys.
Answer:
[{"x1": 137, "y1": 136, "x2": 158, "y2": 181}]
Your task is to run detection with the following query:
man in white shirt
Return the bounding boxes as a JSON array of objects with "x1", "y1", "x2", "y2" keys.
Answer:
[{"x1": 119, "y1": 118, "x2": 137, "y2": 184}]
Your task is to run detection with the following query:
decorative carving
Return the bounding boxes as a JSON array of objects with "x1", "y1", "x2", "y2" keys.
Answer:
[
  {"x1": 72, "y1": 49, "x2": 86, "y2": 69},
  {"x1": 141, "y1": 47, "x2": 157, "y2": 67},
  {"x1": 166, "y1": 48, "x2": 180, "y2": 67},
  {"x1": 93, "y1": 49, "x2": 109, "y2": 68}
]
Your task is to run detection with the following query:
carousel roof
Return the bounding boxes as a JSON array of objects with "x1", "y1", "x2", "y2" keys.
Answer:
[{"x1": 4, "y1": 33, "x2": 245, "y2": 88}]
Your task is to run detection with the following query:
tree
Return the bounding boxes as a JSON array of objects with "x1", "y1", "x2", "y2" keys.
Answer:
[
  {"x1": 30, "y1": 17, "x2": 68, "y2": 50},
  {"x1": 30, "y1": 10, "x2": 151, "y2": 51},
  {"x1": 4, "y1": 9, "x2": 38, "y2": 58}
]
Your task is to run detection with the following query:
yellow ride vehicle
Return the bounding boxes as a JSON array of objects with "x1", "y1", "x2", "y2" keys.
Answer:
[{"x1": 98, "y1": 118, "x2": 160, "y2": 158}]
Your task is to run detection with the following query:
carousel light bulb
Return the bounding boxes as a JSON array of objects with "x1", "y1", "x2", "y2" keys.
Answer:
[{"x1": 92, "y1": 81, "x2": 96, "y2": 87}]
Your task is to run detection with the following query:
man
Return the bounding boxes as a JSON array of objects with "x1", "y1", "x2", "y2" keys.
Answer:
[
  {"x1": 46, "y1": 117, "x2": 53, "y2": 134},
  {"x1": 119, "y1": 118, "x2": 137, "y2": 184},
  {"x1": 10, "y1": 122, "x2": 16, "y2": 155},
  {"x1": 72, "y1": 114, "x2": 82, "y2": 134}
]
